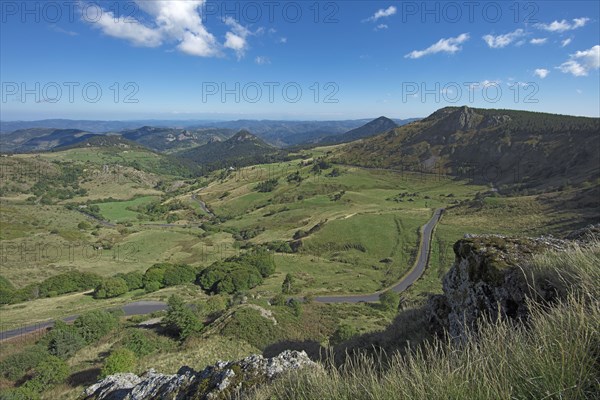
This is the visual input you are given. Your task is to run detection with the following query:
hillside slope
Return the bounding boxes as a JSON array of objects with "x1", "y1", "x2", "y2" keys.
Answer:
[
  {"x1": 179, "y1": 130, "x2": 288, "y2": 170},
  {"x1": 333, "y1": 106, "x2": 600, "y2": 190},
  {"x1": 318, "y1": 116, "x2": 398, "y2": 145}
]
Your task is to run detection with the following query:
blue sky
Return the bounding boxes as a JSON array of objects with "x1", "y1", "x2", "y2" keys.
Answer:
[{"x1": 1, "y1": 1, "x2": 599, "y2": 120}]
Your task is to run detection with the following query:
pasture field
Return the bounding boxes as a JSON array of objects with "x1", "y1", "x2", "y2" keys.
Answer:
[{"x1": 0, "y1": 147, "x2": 570, "y2": 332}]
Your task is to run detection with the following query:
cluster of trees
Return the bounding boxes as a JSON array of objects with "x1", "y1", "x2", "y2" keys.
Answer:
[
  {"x1": 0, "y1": 271, "x2": 102, "y2": 305},
  {"x1": 0, "y1": 310, "x2": 119, "y2": 399},
  {"x1": 29, "y1": 163, "x2": 87, "y2": 204},
  {"x1": 255, "y1": 178, "x2": 279, "y2": 193},
  {"x1": 93, "y1": 263, "x2": 197, "y2": 299},
  {"x1": 387, "y1": 191, "x2": 419, "y2": 202},
  {"x1": 132, "y1": 199, "x2": 186, "y2": 220},
  {"x1": 311, "y1": 158, "x2": 332, "y2": 175},
  {"x1": 286, "y1": 171, "x2": 304, "y2": 184},
  {"x1": 197, "y1": 249, "x2": 275, "y2": 294},
  {"x1": 231, "y1": 226, "x2": 265, "y2": 241}
]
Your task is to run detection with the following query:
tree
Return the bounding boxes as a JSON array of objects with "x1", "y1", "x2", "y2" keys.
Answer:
[
  {"x1": 379, "y1": 290, "x2": 400, "y2": 311},
  {"x1": 100, "y1": 348, "x2": 137, "y2": 378},
  {"x1": 93, "y1": 277, "x2": 128, "y2": 299},
  {"x1": 115, "y1": 271, "x2": 144, "y2": 291},
  {"x1": 163, "y1": 264, "x2": 196, "y2": 287},
  {"x1": 74, "y1": 310, "x2": 118, "y2": 344},
  {"x1": 282, "y1": 273, "x2": 295, "y2": 294},
  {"x1": 288, "y1": 298, "x2": 302, "y2": 317},
  {"x1": 164, "y1": 295, "x2": 201, "y2": 340},
  {"x1": 144, "y1": 280, "x2": 161, "y2": 293},
  {"x1": 47, "y1": 321, "x2": 85, "y2": 359}
]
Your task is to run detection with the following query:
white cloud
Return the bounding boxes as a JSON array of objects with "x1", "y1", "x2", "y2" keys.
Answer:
[
  {"x1": 254, "y1": 56, "x2": 271, "y2": 65},
  {"x1": 279, "y1": 37, "x2": 288, "y2": 44},
  {"x1": 534, "y1": 68, "x2": 550, "y2": 78},
  {"x1": 530, "y1": 38, "x2": 547, "y2": 45},
  {"x1": 223, "y1": 17, "x2": 252, "y2": 59},
  {"x1": 375, "y1": 24, "x2": 388, "y2": 31},
  {"x1": 561, "y1": 38, "x2": 572, "y2": 47},
  {"x1": 558, "y1": 45, "x2": 600, "y2": 77},
  {"x1": 50, "y1": 25, "x2": 79, "y2": 36},
  {"x1": 405, "y1": 33, "x2": 470, "y2": 59},
  {"x1": 365, "y1": 6, "x2": 397, "y2": 22},
  {"x1": 481, "y1": 79, "x2": 501, "y2": 87},
  {"x1": 535, "y1": 17, "x2": 590, "y2": 32},
  {"x1": 88, "y1": 0, "x2": 261, "y2": 58},
  {"x1": 482, "y1": 29, "x2": 525, "y2": 48},
  {"x1": 94, "y1": 11, "x2": 164, "y2": 47}
]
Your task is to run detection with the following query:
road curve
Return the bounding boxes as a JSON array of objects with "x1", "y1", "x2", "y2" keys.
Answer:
[
  {"x1": 0, "y1": 301, "x2": 167, "y2": 341},
  {"x1": 314, "y1": 208, "x2": 444, "y2": 303},
  {"x1": 0, "y1": 209, "x2": 442, "y2": 340}
]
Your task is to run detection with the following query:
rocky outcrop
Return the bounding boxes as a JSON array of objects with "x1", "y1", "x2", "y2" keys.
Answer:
[
  {"x1": 84, "y1": 350, "x2": 317, "y2": 400},
  {"x1": 427, "y1": 234, "x2": 570, "y2": 341}
]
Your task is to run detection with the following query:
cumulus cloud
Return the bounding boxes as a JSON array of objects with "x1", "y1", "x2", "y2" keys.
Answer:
[
  {"x1": 365, "y1": 6, "x2": 396, "y2": 22},
  {"x1": 558, "y1": 45, "x2": 600, "y2": 76},
  {"x1": 223, "y1": 16, "x2": 251, "y2": 59},
  {"x1": 375, "y1": 24, "x2": 388, "y2": 31},
  {"x1": 405, "y1": 33, "x2": 470, "y2": 59},
  {"x1": 482, "y1": 29, "x2": 525, "y2": 48},
  {"x1": 87, "y1": 0, "x2": 258, "y2": 58},
  {"x1": 534, "y1": 68, "x2": 550, "y2": 78},
  {"x1": 530, "y1": 38, "x2": 547, "y2": 45},
  {"x1": 536, "y1": 17, "x2": 589, "y2": 32}
]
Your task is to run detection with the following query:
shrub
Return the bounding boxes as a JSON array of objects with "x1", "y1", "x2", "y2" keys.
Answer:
[
  {"x1": 0, "y1": 346, "x2": 50, "y2": 381},
  {"x1": 221, "y1": 308, "x2": 282, "y2": 350},
  {"x1": 0, "y1": 386, "x2": 41, "y2": 400},
  {"x1": 28, "y1": 355, "x2": 70, "y2": 390},
  {"x1": 270, "y1": 293, "x2": 286, "y2": 306},
  {"x1": 330, "y1": 324, "x2": 358, "y2": 345},
  {"x1": 93, "y1": 277, "x2": 129, "y2": 299},
  {"x1": 100, "y1": 349, "x2": 137, "y2": 378},
  {"x1": 74, "y1": 310, "x2": 118, "y2": 344},
  {"x1": 46, "y1": 321, "x2": 86, "y2": 359},
  {"x1": 122, "y1": 330, "x2": 154, "y2": 357},
  {"x1": 379, "y1": 290, "x2": 400, "y2": 311}
]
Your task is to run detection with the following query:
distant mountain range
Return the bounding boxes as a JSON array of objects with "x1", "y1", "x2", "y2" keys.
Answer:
[{"x1": 0, "y1": 116, "x2": 411, "y2": 153}]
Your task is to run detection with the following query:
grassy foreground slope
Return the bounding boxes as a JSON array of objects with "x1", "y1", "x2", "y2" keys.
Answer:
[{"x1": 252, "y1": 243, "x2": 600, "y2": 400}]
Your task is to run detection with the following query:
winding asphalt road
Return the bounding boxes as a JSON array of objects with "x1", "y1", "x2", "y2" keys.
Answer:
[
  {"x1": 0, "y1": 209, "x2": 442, "y2": 340},
  {"x1": 314, "y1": 208, "x2": 444, "y2": 303}
]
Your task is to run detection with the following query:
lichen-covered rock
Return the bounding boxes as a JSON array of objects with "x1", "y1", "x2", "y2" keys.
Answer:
[
  {"x1": 84, "y1": 350, "x2": 317, "y2": 400},
  {"x1": 427, "y1": 234, "x2": 569, "y2": 341}
]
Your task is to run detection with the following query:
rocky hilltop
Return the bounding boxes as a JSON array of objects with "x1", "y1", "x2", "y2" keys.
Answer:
[
  {"x1": 427, "y1": 225, "x2": 598, "y2": 341},
  {"x1": 84, "y1": 350, "x2": 316, "y2": 400}
]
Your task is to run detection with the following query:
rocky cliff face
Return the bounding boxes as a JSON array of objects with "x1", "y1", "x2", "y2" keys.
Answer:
[
  {"x1": 84, "y1": 350, "x2": 316, "y2": 400},
  {"x1": 426, "y1": 229, "x2": 597, "y2": 341}
]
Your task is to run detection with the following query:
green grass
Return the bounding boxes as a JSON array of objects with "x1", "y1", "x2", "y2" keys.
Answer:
[
  {"x1": 251, "y1": 243, "x2": 600, "y2": 400},
  {"x1": 93, "y1": 196, "x2": 159, "y2": 223}
]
